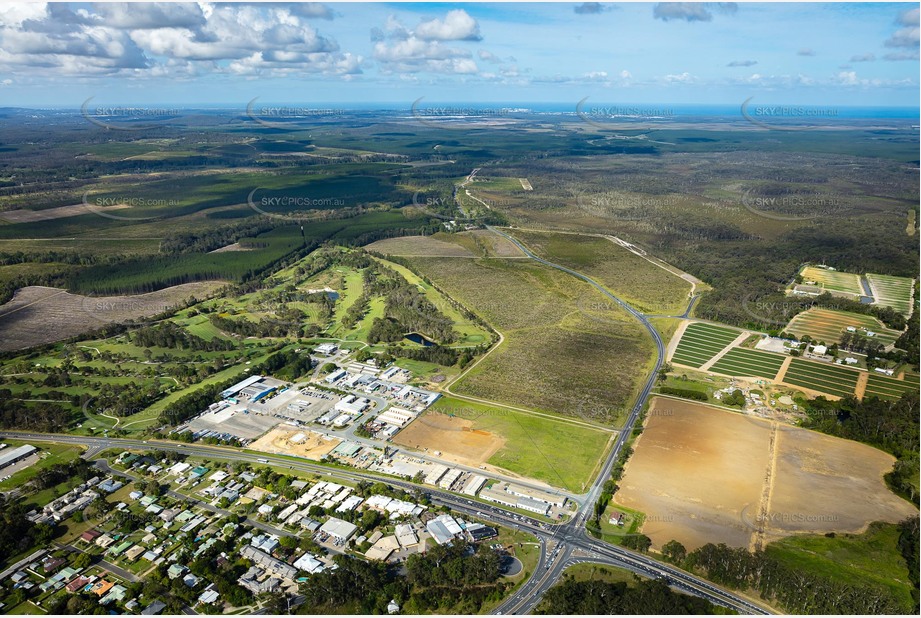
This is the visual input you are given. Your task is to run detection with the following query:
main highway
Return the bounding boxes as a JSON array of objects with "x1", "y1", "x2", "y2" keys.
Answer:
[{"x1": 0, "y1": 228, "x2": 772, "y2": 615}]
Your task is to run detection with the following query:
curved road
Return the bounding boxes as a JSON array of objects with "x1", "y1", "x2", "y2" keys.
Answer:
[{"x1": 0, "y1": 229, "x2": 772, "y2": 615}]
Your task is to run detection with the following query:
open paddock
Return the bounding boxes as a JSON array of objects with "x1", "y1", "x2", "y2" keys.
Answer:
[{"x1": 615, "y1": 398, "x2": 917, "y2": 551}]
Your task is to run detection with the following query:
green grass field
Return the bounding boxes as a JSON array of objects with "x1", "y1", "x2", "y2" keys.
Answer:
[
  {"x1": 866, "y1": 273, "x2": 915, "y2": 316},
  {"x1": 709, "y1": 347, "x2": 785, "y2": 380},
  {"x1": 783, "y1": 358, "x2": 860, "y2": 398},
  {"x1": 786, "y1": 308, "x2": 902, "y2": 347},
  {"x1": 670, "y1": 322, "x2": 740, "y2": 368},
  {"x1": 408, "y1": 257, "x2": 655, "y2": 426},
  {"x1": 764, "y1": 522, "x2": 916, "y2": 613},
  {"x1": 428, "y1": 396, "x2": 613, "y2": 493},
  {"x1": 507, "y1": 230, "x2": 692, "y2": 315},
  {"x1": 799, "y1": 266, "x2": 865, "y2": 297}
]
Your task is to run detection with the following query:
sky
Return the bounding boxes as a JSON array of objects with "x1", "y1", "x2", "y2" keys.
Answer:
[{"x1": 0, "y1": 1, "x2": 918, "y2": 108}]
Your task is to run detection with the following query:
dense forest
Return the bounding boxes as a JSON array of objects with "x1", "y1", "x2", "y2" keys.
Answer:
[{"x1": 537, "y1": 576, "x2": 725, "y2": 615}]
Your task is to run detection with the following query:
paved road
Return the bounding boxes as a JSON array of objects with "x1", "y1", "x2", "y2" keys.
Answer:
[{"x1": 0, "y1": 232, "x2": 770, "y2": 615}]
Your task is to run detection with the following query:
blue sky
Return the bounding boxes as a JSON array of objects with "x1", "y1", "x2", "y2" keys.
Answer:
[{"x1": 0, "y1": 2, "x2": 918, "y2": 107}]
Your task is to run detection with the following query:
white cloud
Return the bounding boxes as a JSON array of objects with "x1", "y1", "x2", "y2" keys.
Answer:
[
  {"x1": 727, "y1": 59, "x2": 757, "y2": 67},
  {"x1": 574, "y1": 3, "x2": 611, "y2": 15},
  {"x1": 415, "y1": 9, "x2": 481, "y2": 41},
  {"x1": 372, "y1": 9, "x2": 483, "y2": 74},
  {"x1": 653, "y1": 3, "x2": 736, "y2": 23},
  {"x1": 850, "y1": 53, "x2": 875, "y2": 62}
]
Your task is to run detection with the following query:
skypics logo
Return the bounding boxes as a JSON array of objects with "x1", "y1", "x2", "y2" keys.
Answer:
[
  {"x1": 246, "y1": 97, "x2": 345, "y2": 129},
  {"x1": 82, "y1": 191, "x2": 176, "y2": 222},
  {"x1": 81, "y1": 97, "x2": 181, "y2": 131},
  {"x1": 740, "y1": 97, "x2": 839, "y2": 132},
  {"x1": 247, "y1": 188, "x2": 345, "y2": 220},
  {"x1": 80, "y1": 295, "x2": 175, "y2": 328},
  {"x1": 740, "y1": 503, "x2": 839, "y2": 533},
  {"x1": 576, "y1": 97, "x2": 675, "y2": 130},
  {"x1": 575, "y1": 189, "x2": 679, "y2": 220},
  {"x1": 740, "y1": 293, "x2": 848, "y2": 327},
  {"x1": 411, "y1": 97, "x2": 515, "y2": 130},
  {"x1": 741, "y1": 188, "x2": 845, "y2": 221}
]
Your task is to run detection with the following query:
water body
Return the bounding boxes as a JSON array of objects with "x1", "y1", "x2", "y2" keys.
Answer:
[
  {"x1": 327, "y1": 291, "x2": 339, "y2": 301},
  {"x1": 405, "y1": 332, "x2": 435, "y2": 347}
]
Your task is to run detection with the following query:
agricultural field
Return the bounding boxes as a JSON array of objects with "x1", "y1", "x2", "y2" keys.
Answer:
[
  {"x1": 397, "y1": 396, "x2": 615, "y2": 493},
  {"x1": 864, "y1": 372, "x2": 919, "y2": 401},
  {"x1": 669, "y1": 322, "x2": 741, "y2": 368},
  {"x1": 798, "y1": 266, "x2": 866, "y2": 297},
  {"x1": 709, "y1": 347, "x2": 786, "y2": 380},
  {"x1": 506, "y1": 229, "x2": 693, "y2": 315},
  {"x1": 866, "y1": 273, "x2": 915, "y2": 316},
  {"x1": 406, "y1": 253, "x2": 656, "y2": 425},
  {"x1": 785, "y1": 308, "x2": 903, "y2": 348},
  {"x1": 0, "y1": 281, "x2": 227, "y2": 352},
  {"x1": 615, "y1": 397, "x2": 917, "y2": 552},
  {"x1": 781, "y1": 358, "x2": 860, "y2": 399}
]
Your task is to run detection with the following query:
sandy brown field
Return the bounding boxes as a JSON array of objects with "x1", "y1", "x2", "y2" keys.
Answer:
[
  {"x1": 393, "y1": 411, "x2": 506, "y2": 467},
  {"x1": 249, "y1": 427, "x2": 342, "y2": 460},
  {"x1": 365, "y1": 235, "x2": 475, "y2": 257},
  {"x1": 0, "y1": 282, "x2": 227, "y2": 352},
  {"x1": 616, "y1": 397, "x2": 917, "y2": 551}
]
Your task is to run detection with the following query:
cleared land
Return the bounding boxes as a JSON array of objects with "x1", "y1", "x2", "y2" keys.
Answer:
[
  {"x1": 709, "y1": 347, "x2": 785, "y2": 380},
  {"x1": 867, "y1": 273, "x2": 915, "y2": 316},
  {"x1": 395, "y1": 396, "x2": 614, "y2": 492},
  {"x1": 365, "y1": 235, "x2": 476, "y2": 257},
  {"x1": 507, "y1": 229, "x2": 692, "y2": 314},
  {"x1": 785, "y1": 308, "x2": 902, "y2": 348},
  {"x1": 249, "y1": 426, "x2": 342, "y2": 461},
  {"x1": 670, "y1": 322, "x2": 740, "y2": 368},
  {"x1": 616, "y1": 398, "x2": 917, "y2": 551},
  {"x1": 393, "y1": 410, "x2": 506, "y2": 467},
  {"x1": 799, "y1": 266, "x2": 864, "y2": 297},
  {"x1": 0, "y1": 282, "x2": 227, "y2": 352},
  {"x1": 406, "y1": 254, "x2": 655, "y2": 425},
  {"x1": 782, "y1": 358, "x2": 860, "y2": 398}
]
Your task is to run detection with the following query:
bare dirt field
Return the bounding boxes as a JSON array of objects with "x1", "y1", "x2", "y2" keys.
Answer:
[
  {"x1": 616, "y1": 397, "x2": 917, "y2": 551},
  {"x1": 0, "y1": 202, "x2": 131, "y2": 223},
  {"x1": 365, "y1": 236, "x2": 475, "y2": 257},
  {"x1": 249, "y1": 426, "x2": 342, "y2": 461},
  {"x1": 467, "y1": 229, "x2": 527, "y2": 257},
  {"x1": 0, "y1": 282, "x2": 227, "y2": 352},
  {"x1": 393, "y1": 411, "x2": 506, "y2": 467}
]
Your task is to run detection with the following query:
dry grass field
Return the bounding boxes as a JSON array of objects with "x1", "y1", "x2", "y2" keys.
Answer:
[
  {"x1": 0, "y1": 282, "x2": 227, "y2": 352},
  {"x1": 616, "y1": 397, "x2": 917, "y2": 551},
  {"x1": 365, "y1": 235, "x2": 476, "y2": 257},
  {"x1": 406, "y1": 254, "x2": 655, "y2": 425}
]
